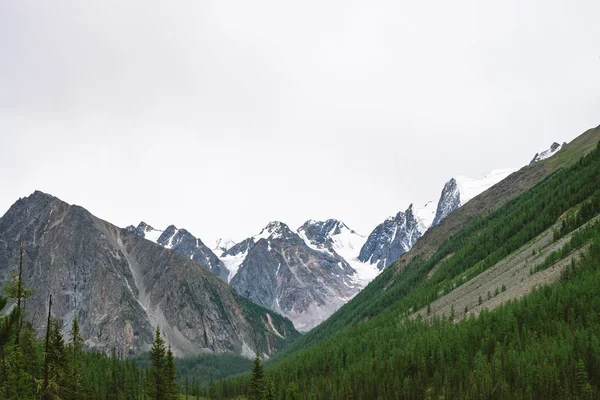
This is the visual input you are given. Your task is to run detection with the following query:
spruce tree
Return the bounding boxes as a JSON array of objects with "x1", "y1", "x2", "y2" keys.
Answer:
[
  {"x1": 64, "y1": 314, "x2": 83, "y2": 399},
  {"x1": 165, "y1": 344, "x2": 178, "y2": 400},
  {"x1": 147, "y1": 326, "x2": 167, "y2": 400},
  {"x1": 247, "y1": 352, "x2": 265, "y2": 400}
]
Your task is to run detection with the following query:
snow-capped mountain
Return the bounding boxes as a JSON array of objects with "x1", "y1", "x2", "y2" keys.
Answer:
[
  {"x1": 357, "y1": 168, "x2": 519, "y2": 272},
  {"x1": 432, "y1": 143, "x2": 564, "y2": 228},
  {"x1": 431, "y1": 169, "x2": 518, "y2": 227},
  {"x1": 229, "y1": 221, "x2": 359, "y2": 331},
  {"x1": 126, "y1": 221, "x2": 229, "y2": 281},
  {"x1": 297, "y1": 219, "x2": 379, "y2": 286},
  {"x1": 529, "y1": 142, "x2": 565, "y2": 165},
  {"x1": 358, "y1": 204, "x2": 428, "y2": 270}
]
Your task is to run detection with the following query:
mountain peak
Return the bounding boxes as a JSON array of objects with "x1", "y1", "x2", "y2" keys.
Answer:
[{"x1": 255, "y1": 221, "x2": 294, "y2": 241}]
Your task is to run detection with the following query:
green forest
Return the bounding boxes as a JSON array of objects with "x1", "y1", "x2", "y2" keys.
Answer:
[{"x1": 205, "y1": 142, "x2": 600, "y2": 398}]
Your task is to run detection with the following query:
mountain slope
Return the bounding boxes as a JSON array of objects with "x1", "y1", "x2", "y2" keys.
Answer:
[
  {"x1": 217, "y1": 124, "x2": 600, "y2": 398},
  {"x1": 0, "y1": 192, "x2": 298, "y2": 357},
  {"x1": 230, "y1": 221, "x2": 359, "y2": 331},
  {"x1": 126, "y1": 222, "x2": 229, "y2": 281},
  {"x1": 274, "y1": 124, "x2": 600, "y2": 354}
]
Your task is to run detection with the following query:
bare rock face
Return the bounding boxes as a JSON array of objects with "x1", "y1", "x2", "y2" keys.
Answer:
[
  {"x1": 432, "y1": 178, "x2": 461, "y2": 227},
  {"x1": 0, "y1": 191, "x2": 298, "y2": 357},
  {"x1": 358, "y1": 205, "x2": 424, "y2": 270},
  {"x1": 126, "y1": 222, "x2": 229, "y2": 282},
  {"x1": 230, "y1": 222, "x2": 358, "y2": 331}
]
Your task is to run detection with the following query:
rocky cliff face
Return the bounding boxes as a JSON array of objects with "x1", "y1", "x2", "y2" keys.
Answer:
[
  {"x1": 230, "y1": 222, "x2": 359, "y2": 331},
  {"x1": 126, "y1": 222, "x2": 229, "y2": 282},
  {"x1": 0, "y1": 191, "x2": 298, "y2": 357},
  {"x1": 432, "y1": 178, "x2": 461, "y2": 227},
  {"x1": 358, "y1": 205, "x2": 425, "y2": 270}
]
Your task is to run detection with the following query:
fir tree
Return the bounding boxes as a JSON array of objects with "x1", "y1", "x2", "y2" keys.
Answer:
[
  {"x1": 247, "y1": 352, "x2": 265, "y2": 400},
  {"x1": 147, "y1": 326, "x2": 167, "y2": 400},
  {"x1": 64, "y1": 314, "x2": 83, "y2": 399},
  {"x1": 165, "y1": 344, "x2": 178, "y2": 400}
]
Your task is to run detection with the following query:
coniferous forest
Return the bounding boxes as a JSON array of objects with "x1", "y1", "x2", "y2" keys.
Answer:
[{"x1": 1, "y1": 144, "x2": 599, "y2": 399}]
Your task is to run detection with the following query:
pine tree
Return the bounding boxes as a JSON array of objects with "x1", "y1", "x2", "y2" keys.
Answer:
[
  {"x1": 64, "y1": 314, "x2": 83, "y2": 399},
  {"x1": 247, "y1": 352, "x2": 266, "y2": 400},
  {"x1": 40, "y1": 316, "x2": 66, "y2": 400},
  {"x1": 147, "y1": 326, "x2": 167, "y2": 400},
  {"x1": 165, "y1": 344, "x2": 178, "y2": 400}
]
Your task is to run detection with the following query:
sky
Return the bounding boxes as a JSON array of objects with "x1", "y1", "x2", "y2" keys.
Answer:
[{"x1": 1, "y1": 0, "x2": 599, "y2": 245}]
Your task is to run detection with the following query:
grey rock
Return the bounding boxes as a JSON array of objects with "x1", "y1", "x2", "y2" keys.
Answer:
[
  {"x1": 230, "y1": 221, "x2": 358, "y2": 331},
  {"x1": 431, "y1": 178, "x2": 461, "y2": 227},
  {"x1": 128, "y1": 222, "x2": 229, "y2": 282},
  {"x1": 358, "y1": 204, "x2": 424, "y2": 270}
]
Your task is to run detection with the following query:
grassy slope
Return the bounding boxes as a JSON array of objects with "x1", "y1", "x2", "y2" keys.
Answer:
[
  {"x1": 210, "y1": 130, "x2": 600, "y2": 398},
  {"x1": 273, "y1": 125, "x2": 600, "y2": 357}
]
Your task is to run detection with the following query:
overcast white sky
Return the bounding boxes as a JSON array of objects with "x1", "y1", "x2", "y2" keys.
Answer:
[{"x1": 1, "y1": 0, "x2": 599, "y2": 244}]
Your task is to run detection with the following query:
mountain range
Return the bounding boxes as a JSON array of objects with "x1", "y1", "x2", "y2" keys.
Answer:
[
  {"x1": 124, "y1": 142, "x2": 563, "y2": 330},
  {"x1": 0, "y1": 192, "x2": 298, "y2": 358},
  {"x1": 0, "y1": 140, "x2": 569, "y2": 358}
]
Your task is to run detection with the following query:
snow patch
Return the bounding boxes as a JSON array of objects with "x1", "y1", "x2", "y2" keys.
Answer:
[
  {"x1": 414, "y1": 201, "x2": 436, "y2": 233},
  {"x1": 455, "y1": 168, "x2": 517, "y2": 205},
  {"x1": 530, "y1": 142, "x2": 563, "y2": 164},
  {"x1": 222, "y1": 251, "x2": 248, "y2": 282},
  {"x1": 143, "y1": 227, "x2": 163, "y2": 244}
]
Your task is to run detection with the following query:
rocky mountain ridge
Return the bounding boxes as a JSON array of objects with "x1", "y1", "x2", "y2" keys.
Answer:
[
  {"x1": 124, "y1": 141, "x2": 564, "y2": 330},
  {"x1": 0, "y1": 191, "x2": 298, "y2": 358}
]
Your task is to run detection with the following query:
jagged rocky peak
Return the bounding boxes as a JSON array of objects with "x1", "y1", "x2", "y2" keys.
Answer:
[
  {"x1": 228, "y1": 219, "x2": 360, "y2": 331},
  {"x1": 432, "y1": 168, "x2": 517, "y2": 227},
  {"x1": 298, "y1": 219, "x2": 353, "y2": 247},
  {"x1": 126, "y1": 222, "x2": 229, "y2": 281},
  {"x1": 157, "y1": 224, "x2": 180, "y2": 247},
  {"x1": 432, "y1": 178, "x2": 461, "y2": 227},
  {"x1": 255, "y1": 221, "x2": 296, "y2": 241},
  {"x1": 529, "y1": 142, "x2": 565, "y2": 165},
  {"x1": 125, "y1": 221, "x2": 162, "y2": 241},
  {"x1": 358, "y1": 204, "x2": 423, "y2": 270}
]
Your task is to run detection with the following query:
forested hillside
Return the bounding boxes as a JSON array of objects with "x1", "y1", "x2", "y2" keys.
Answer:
[{"x1": 208, "y1": 139, "x2": 600, "y2": 398}]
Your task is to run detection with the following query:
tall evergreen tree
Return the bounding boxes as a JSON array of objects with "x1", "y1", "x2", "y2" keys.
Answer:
[
  {"x1": 165, "y1": 344, "x2": 178, "y2": 400},
  {"x1": 247, "y1": 352, "x2": 265, "y2": 400},
  {"x1": 64, "y1": 314, "x2": 83, "y2": 399},
  {"x1": 147, "y1": 326, "x2": 167, "y2": 400}
]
